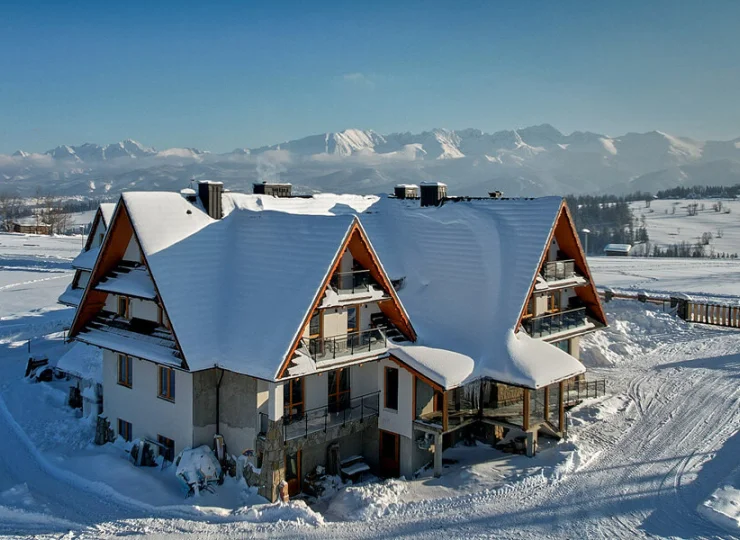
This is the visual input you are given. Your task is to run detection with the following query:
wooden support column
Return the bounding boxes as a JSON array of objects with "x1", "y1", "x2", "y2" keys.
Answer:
[
  {"x1": 558, "y1": 381, "x2": 565, "y2": 433},
  {"x1": 433, "y1": 432, "x2": 443, "y2": 477},
  {"x1": 522, "y1": 388, "x2": 530, "y2": 431},
  {"x1": 442, "y1": 391, "x2": 449, "y2": 432},
  {"x1": 543, "y1": 386, "x2": 550, "y2": 423}
]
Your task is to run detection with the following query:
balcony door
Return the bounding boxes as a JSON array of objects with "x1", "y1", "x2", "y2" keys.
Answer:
[
  {"x1": 328, "y1": 368, "x2": 350, "y2": 413},
  {"x1": 285, "y1": 449, "x2": 301, "y2": 496}
]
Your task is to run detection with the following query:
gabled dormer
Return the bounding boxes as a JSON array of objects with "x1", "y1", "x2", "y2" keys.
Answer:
[
  {"x1": 280, "y1": 220, "x2": 416, "y2": 378},
  {"x1": 519, "y1": 201, "x2": 607, "y2": 342},
  {"x1": 69, "y1": 198, "x2": 185, "y2": 369}
]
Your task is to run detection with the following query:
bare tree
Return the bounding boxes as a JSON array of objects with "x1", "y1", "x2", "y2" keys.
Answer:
[{"x1": 0, "y1": 193, "x2": 22, "y2": 232}]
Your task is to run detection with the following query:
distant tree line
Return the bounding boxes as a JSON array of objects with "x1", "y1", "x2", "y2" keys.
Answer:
[
  {"x1": 654, "y1": 184, "x2": 740, "y2": 200},
  {"x1": 565, "y1": 194, "x2": 649, "y2": 255}
]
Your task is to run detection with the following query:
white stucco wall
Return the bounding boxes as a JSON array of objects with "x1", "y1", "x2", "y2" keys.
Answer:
[
  {"x1": 378, "y1": 358, "x2": 413, "y2": 439},
  {"x1": 123, "y1": 236, "x2": 141, "y2": 263},
  {"x1": 304, "y1": 373, "x2": 328, "y2": 410},
  {"x1": 351, "y1": 361, "x2": 379, "y2": 397},
  {"x1": 102, "y1": 350, "x2": 194, "y2": 454},
  {"x1": 129, "y1": 298, "x2": 158, "y2": 322}
]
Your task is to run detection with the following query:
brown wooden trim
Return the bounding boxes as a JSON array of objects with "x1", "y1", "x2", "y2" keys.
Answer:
[
  {"x1": 558, "y1": 381, "x2": 565, "y2": 431},
  {"x1": 543, "y1": 385, "x2": 550, "y2": 421},
  {"x1": 523, "y1": 388, "x2": 531, "y2": 431},
  {"x1": 442, "y1": 391, "x2": 449, "y2": 432}
]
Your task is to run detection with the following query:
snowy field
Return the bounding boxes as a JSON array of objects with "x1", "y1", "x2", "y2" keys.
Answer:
[
  {"x1": 0, "y1": 233, "x2": 738, "y2": 538},
  {"x1": 590, "y1": 256, "x2": 740, "y2": 300},
  {"x1": 629, "y1": 198, "x2": 740, "y2": 256}
]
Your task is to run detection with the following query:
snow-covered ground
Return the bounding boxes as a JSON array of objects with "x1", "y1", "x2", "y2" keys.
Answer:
[
  {"x1": 0, "y1": 233, "x2": 738, "y2": 538},
  {"x1": 590, "y1": 256, "x2": 740, "y2": 301},
  {"x1": 629, "y1": 198, "x2": 740, "y2": 256}
]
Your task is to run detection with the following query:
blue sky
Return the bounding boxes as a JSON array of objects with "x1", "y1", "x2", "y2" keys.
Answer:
[{"x1": 1, "y1": 1, "x2": 739, "y2": 153}]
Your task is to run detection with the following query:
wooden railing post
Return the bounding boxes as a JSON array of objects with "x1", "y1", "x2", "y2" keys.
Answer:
[
  {"x1": 543, "y1": 386, "x2": 550, "y2": 423},
  {"x1": 442, "y1": 391, "x2": 449, "y2": 432},
  {"x1": 558, "y1": 381, "x2": 565, "y2": 433},
  {"x1": 523, "y1": 389, "x2": 530, "y2": 431}
]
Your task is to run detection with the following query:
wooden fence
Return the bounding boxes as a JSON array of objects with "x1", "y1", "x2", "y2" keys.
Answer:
[{"x1": 599, "y1": 288, "x2": 740, "y2": 329}]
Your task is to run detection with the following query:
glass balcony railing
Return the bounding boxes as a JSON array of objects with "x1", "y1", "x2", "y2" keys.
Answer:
[
  {"x1": 522, "y1": 307, "x2": 588, "y2": 338},
  {"x1": 302, "y1": 327, "x2": 387, "y2": 362},
  {"x1": 541, "y1": 259, "x2": 577, "y2": 281},
  {"x1": 330, "y1": 270, "x2": 377, "y2": 295},
  {"x1": 283, "y1": 391, "x2": 380, "y2": 441}
]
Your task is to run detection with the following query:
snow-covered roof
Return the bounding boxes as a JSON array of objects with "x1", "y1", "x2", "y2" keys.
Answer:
[
  {"x1": 603, "y1": 243, "x2": 632, "y2": 253},
  {"x1": 99, "y1": 203, "x2": 116, "y2": 227},
  {"x1": 360, "y1": 196, "x2": 583, "y2": 388},
  {"x1": 72, "y1": 247, "x2": 100, "y2": 271},
  {"x1": 124, "y1": 193, "x2": 361, "y2": 379},
  {"x1": 56, "y1": 342, "x2": 102, "y2": 384},
  {"x1": 390, "y1": 346, "x2": 474, "y2": 390},
  {"x1": 96, "y1": 266, "x2": 157, "y2": 300},
  {"x1": 222, "y1": 192, "x2": 379, "y2": 217},
  {"x1": 58, "y1": 284, "x2": 84, "y2": 307}
]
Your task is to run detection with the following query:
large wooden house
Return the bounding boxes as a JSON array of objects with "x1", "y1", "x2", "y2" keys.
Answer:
[{"x1": 69, "y1": 182, "x2": 606, "y2": 501}]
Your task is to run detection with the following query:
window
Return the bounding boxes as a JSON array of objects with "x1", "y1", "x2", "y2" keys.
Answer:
[
  {"x1": 347, "y1": 306, "x2": 358, "y2": 334},
  {"x1": 157, "y1": 435, "x2": 175, "y2": 462},
  {"x1": 525, "y1": 296, "x2": 534, "y2": 317},
  {"x1": 117, "y1": 354, "x2": 132, "y2": 387},
  {"x1": 158, "y1": 366, "x2": 175, "y2": 401},
  {"x1": 117, "y1": 296, "x2": 129, "y2": 318},
  {"x1": 555, "y1": 340, "x2": 571, "y2": 354},
  {"x1": 118, "y1": 419, "x2": 132, "y2": 442},
  {"x1": 328, "y1": 368, "x2": 350, "y2": 413},
  {"x1": 385, "y1": 367, "x2": 399, "y2": 410},
  {"x1": 284, "y1": 377, "x2": 304, "y2": 421},
  {"x1": 308, "y1": 311, "x2": 322, "y2": 356}
]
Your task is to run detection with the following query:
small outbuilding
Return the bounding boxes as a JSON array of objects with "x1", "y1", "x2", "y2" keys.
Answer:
[{"x1": 603, "y1": 243, "x2": 632, "y2": 256}]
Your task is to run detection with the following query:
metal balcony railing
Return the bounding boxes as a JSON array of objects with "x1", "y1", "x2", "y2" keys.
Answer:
[
  {"x1": 542, "y1": 259, "x2": 577, "y2": 281},
  {"x1": 523, "y1": 307, "x2": 588, "y2": 338},
  {"x1": 283, "y1": 391, "x2": 380, "y2": 441},
  {"x1": 302, "y1": 327, "x2": 388, "y2": 362},
  {"x1": 330, "y1": 270, "x2": 375, "y2": 295}
]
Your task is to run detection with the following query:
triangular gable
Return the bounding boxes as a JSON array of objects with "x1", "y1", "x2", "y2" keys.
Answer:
[
  {"x1": 515, "y1": 200, "x2": 607, "y2": 331},
  {"x1": 277, "y1": 218, "x2": 417, "y2": 379},
  {"x1": 82, "y1": 206, "x2": 105, "y2": 252},
  {"x1": 70, "y1": 197, "x2": 188, "y2": 369}
]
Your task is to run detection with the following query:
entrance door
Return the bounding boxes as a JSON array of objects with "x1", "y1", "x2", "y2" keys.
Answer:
[
  {"x1": 379, "y1": 430, "x2": 400, "y2": 477},
  {"x1": 285, "y1": 449, "x2": 301, "y2": 496}
]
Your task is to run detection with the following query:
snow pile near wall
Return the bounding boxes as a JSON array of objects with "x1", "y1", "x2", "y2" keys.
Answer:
[
  {"x1": 55, "y1": 342, "x2": 102, "y2": 384},
  {"x1": 580, "y1": 300, "x2": 690, "y2": 367},
  {"x1": 233, "y1": 500, "x2": 324, "y2": 526},
  {"x1": 698, "y1": 468, "x2": 740, "y2": 533},
  {"x1": 326, "y1": 478, "x2": 406, "y2": 521}
]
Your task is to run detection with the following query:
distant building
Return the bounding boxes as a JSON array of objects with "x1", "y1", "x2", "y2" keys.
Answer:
[
  {"x1": 603, "y1": 243, "x2": 632, "y2": 256},
  {"x1": 11, "y1": 221, "x2": 52, "y2": 235}
]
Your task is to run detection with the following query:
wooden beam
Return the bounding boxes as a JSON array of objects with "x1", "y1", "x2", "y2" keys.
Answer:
[
  {"x1": 523, "y1": 388, "x2": 530, "y2": 431},
  {"x1": 442, "y1": 391, "x2": 449, "y2": 432},
  {"x1": 543, "y1": 385, "x2": 550, "y2": 422},
  {"x1": 558, "y1": 381, "x2": 565, "y2": 432},
  {"x1": 388, "y1": 354, "x2": 444, "y2": 393}
]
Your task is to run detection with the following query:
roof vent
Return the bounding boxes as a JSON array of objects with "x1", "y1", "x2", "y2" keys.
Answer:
[
  {"x1": 198, "y1": 181, "x2": 224, "y2": 219},
  {"x1": 419, "y1": 182, "x2": 447, "y2": 207},
  {"x1": 253, "y1": 182, "x2": 292, "y2": 198},
  {"x1": 393, "y1": 184, "x2": 419, "y2": 199},
  {"x1": 180, "y1": 187, "x2": 197, "y2": 203},
  {"x1": 488, "y1": 190, "x2": 504, "y2": 199}
]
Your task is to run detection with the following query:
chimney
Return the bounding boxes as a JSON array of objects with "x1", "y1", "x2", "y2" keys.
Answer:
[
  {"x1": 488, "y1": 190, "x2": 504, "y2": 199},
  {"x1": 420, "y1": 182, "x2": 447, "y2": 207},
  {"x1": 253, "y1": 182, "x2": 292, "y2": 198},
  {"x1": 198, "y1": 181, "x2": 224, "y2": 219},
  {"x1": 180, "y1": 187, "x2": 197, "y2": 203},
  {"x1": 394, "y1": 184, "x2": 419, "y2": 199}
]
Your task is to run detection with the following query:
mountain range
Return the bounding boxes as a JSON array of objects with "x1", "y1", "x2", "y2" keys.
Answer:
[{"x1": 2, "y1": 125, "x2": 739, "y2": 198}]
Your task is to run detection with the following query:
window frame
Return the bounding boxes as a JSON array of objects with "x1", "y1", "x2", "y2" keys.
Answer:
[
  {"x1": 328, "y1": 368, "x2": 351, "y2": 413},
  {"x1": 284, "y1": 377, "x2": 305, "y2": 421},
  {"x1": 157, "y1": 365, "x2": 176, "y2": 402},
  {"x1": 117, "y1": 354, "x2": 132, "y2": 388},
  {"x1": 118, "y1": 419, "x2": 132, "y2": 442},
  {"x1": 117, "y1": 296, "x2": 129, "y2": 318},
  {"x1": 347, "y1": 305, "x2": 359, "y2": 334},
  {"x1": 384, "y1": 366, "x2": 399, "y2": 411},
  {"x1": 157, "y1": 434, "x2": 175, "y2": 462}
]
